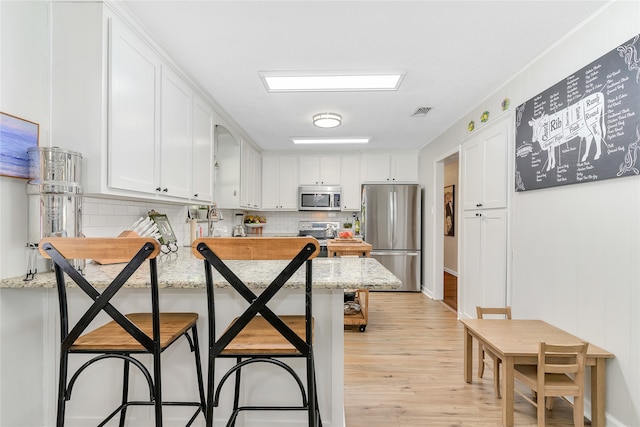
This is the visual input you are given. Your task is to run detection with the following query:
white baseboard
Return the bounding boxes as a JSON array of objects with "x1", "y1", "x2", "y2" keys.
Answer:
[{"x1": 443, "y1": 267, "x2": 457, "y2": 276}]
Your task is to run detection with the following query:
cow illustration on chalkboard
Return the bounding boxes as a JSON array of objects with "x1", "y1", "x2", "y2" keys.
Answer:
[{"x1": 528, "y1": 92, "x2": 610, "y2": 171}]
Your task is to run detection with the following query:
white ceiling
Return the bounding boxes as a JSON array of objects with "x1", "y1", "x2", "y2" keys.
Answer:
[{"x1": 121, "y1": 0, "x2": 607, "y2": 153}]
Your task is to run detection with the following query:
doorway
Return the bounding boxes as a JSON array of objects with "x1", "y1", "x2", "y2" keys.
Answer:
[{"x1": 434, "y1": 149, "x2": 459, "y2": 311}]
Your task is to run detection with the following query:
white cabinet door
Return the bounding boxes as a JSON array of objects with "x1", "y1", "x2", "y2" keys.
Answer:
[
  {"x1": 215, "y1": 125, "x2": 241, "y2": 209},
  {"x1": 320, "y1": 156, "x2": 341, "y2": 185},
  {"x1": 108, "y1": 18, "x2": 161, "y2": 194},
  {"x1": 278, "y1": 155, "x2": 298, "y2": 209},
  {"x1": 191, "y1": 96, "x2": 214, "y2": 202},
  {"x1": 262, "y1": 155, "x2": 299, "y2": 209},
  {"x1": 299, "y1": 155, "x2": 340, "y2": 185},
  {"x1": 261, "y1": 156, "x2": 280, "y2": 209},
  {"x1": 362, "y1": 153, "x2": 418, "y2": 182},
  {"x1": 298, "y1": 156, "x2": 320, "y2": 185},
  {"x1": 461, "y1": 117, "x2": 510, "y2": 210},
  {"x1": 241, "y1": 142, "x2": 261, "y2": 209},
  {"x1": 460, "y1": 209, "x2": 507, "y2": 318},
  {"x1": 391, "y1": 153, "x2": 419, "y2": 182},
  {"x1": 362, "y1": 153, "x2": 391, "y2": 182},
  {"x1": 340, "y1": 154, "x2": 361, "y2": 211},
  {"x1": 160, "y1": 65, "x2": 192, "y2": 199}
]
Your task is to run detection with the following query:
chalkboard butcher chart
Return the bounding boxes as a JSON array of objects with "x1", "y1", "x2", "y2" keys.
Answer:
[{"x1": 515, "y1": 34, "x2": 640, "y2": 191}]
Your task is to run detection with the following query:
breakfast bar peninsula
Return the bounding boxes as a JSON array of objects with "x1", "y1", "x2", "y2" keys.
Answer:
[{"x1": 0, "y1": 248, "x2": 400, "y2": 427}]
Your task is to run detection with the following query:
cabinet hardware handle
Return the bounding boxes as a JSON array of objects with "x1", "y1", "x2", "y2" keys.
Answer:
[
  {"x1": 476, "y1": 213, "x2": 482, "y2": 217},
  {"x1": 476, "y1": 203, "x2": 483, "y2": 207},
  {"x1": 156, "y1": 187, "x2": 161, "y2": 192},
  {"x1": 193, "y1": 193, "x2": 198, "y2": 198},
  {"x1": 162, "y1": 188, "x2": 168, "y2": 192}
]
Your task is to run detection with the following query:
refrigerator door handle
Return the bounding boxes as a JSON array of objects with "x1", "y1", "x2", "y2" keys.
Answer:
[{"x1": 391, "y1": 189, "x2": 397, "y2": 247}]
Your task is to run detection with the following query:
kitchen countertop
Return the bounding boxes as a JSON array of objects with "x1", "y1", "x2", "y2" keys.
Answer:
[{"x1": 0, "y1": 251, "x2": 401, "y2": 290}]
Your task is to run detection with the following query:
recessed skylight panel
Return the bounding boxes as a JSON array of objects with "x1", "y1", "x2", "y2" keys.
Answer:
[
  {"x1": 291, "y1": 137, "x2": 371, "y2": 145},
  {"x1": 261, "y1": 73, "x2": 404, "y2": 92}
]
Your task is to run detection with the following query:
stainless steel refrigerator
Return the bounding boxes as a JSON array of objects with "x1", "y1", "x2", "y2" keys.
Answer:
[{"x1": 362, "y1": 184, "x2": 421, "y2": 291}]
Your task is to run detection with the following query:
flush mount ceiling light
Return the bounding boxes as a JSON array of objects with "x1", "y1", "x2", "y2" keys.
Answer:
[
  {"x1": 313, "y1": 113, "x2": 342, "y2": 128},
  {"x1": 292, "y1": 137, "x2": 370, "y2": 145},
  {"x1": 260, "y1": 72, "x2": 405, "y2": 92}
]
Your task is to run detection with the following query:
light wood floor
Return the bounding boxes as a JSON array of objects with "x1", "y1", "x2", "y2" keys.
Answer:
[{"x1": 344, "y1": 292, "x2": 586, "y2": 427}]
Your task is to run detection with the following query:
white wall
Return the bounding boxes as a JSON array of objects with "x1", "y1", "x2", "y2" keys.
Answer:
[
  {"x1": 0, "y1": 1, "x2": 50, "y2": 280},
  {"x1": 419, "y1": 1, "x2": 640, "y2": 425},
  {"x1": 0, "y1": 3, "x2": 51, "y2": 425}
]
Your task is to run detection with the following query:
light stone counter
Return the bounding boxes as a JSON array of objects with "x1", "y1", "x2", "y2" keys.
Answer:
[{"x1": 0, "y1": 251, "x2": 401, "y2": 290}]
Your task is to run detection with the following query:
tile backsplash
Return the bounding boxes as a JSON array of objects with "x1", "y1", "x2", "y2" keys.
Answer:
[{"x1": 81, "y1": 197, "x2": 357, "y2": 245}]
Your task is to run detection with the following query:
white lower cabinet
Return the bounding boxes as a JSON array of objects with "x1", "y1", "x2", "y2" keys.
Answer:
[{"x1": 460, "y1": 209, "x2": 508, "y2": 318}]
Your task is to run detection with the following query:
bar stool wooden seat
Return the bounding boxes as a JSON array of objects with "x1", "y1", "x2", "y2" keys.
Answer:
[
  {"x1": 39, "y1": 237, "x2": 206, "y2": 427},
  {"x1": 192, "y1": 237, "x2": 322, "y2": 427}
]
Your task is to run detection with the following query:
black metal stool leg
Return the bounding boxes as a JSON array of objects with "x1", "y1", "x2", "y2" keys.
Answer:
[
  {"x1": 56, "y1": 354, "x2": 68, "y2": 427},
  {"x1": 206, "y1": 357, "x2": 215, "y2": 427},
  {"x1": 307, "y1": 355, "x2": 316, "y2": 427},
  {"x1": 152, "y1": 350, "x2": 163, "y2": 427},
  {"x1": 229, "y1": 357, "x2": 242, "y2": 427},
  {"x1": 118, "y1": 357, "x2": 131, "y2": 427},
  {"x1": 191, "y1": 326, "x2": 207, "y2": 419}
]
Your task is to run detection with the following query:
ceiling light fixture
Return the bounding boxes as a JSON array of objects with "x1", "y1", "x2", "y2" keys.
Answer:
[
  {"x1": 313, "y1": 113, "x2": 342, "y2": 128},
  {"x1": 292, "y1": 137, "x2": 370, "y2": 145},
  {"x1": 260, "y1": 72, "x2": 405, "y2": 92}
]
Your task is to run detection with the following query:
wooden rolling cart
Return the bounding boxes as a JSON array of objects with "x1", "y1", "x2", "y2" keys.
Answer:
[
  {"x1": 343, "y1": 289, "x2": 369, "y2": 332},
  {"x1": 327, "y1": 239, "x2": 372, "y2": 332}
]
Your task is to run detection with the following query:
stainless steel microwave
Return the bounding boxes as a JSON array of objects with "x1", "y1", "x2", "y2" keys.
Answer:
[{"x1": 298, "y1": 186, "x2": 341, "y2": 211}]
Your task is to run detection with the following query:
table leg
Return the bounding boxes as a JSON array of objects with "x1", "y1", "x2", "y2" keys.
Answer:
[
  {"x1": 502, "y1": 356, "x2": 515, "y2": 427},
  {"x1": 464, "y1": 326, "x2": 473, "y2": 383},
  {"x1": 591, "y1": 359, "x2": 606, "y2": 427}
]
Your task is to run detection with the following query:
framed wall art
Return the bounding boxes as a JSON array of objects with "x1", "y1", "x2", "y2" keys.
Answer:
[
  {"x1": 0, "y1": 112, "x2": 39, "y2": 179},
  {"x1": 444, "y1": 185, "x2": 455, "y2": 236}
]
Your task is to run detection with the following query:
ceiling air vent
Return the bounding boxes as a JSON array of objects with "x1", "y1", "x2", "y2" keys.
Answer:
[{"x1": 411, "y1": 106, "x2": 432, "y2": 117}]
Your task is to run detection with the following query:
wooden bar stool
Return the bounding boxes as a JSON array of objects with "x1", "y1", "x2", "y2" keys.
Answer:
[
  {"x1": 40, "y1": 237, "x2": 206, "y2": 427},
  {"x1": 192, "y1": 237, "x2": 322, "y2": 427}
]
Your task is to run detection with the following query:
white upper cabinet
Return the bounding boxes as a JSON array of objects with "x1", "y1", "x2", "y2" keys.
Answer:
[
  {"x1": 51, "y1": 2, "x2": 218, "y2": 204},
  {"x1": 191, "y1": 95, "x2": 215, "y2": 202},
  {"x1": 361, "y1": 153, "x2": 418, "y2": 182},
  {"x1": 240, "y1": 141, "x2": 261, "y2": 209},
  {"x1": 108, "y1": 15, "x2": 162, "y2": 194},
  {"x1": 215, "y1": 125, "x2": 241, "y2": 209},
  {"x1": 159, "y1": 65, "x2": 192, "y2": 199},
  {"x1": 299, "y1": 155, "x2": 341, "y2": 185},
  {"x1": 461, "y1": 115, "x2": 511, "y2": 210},
  {"x1": 262, "y1": 155, "x2": 299, "y2": 210},
  {"x1": 340, "y1": 154, "x2": 361, "y2": 211}
]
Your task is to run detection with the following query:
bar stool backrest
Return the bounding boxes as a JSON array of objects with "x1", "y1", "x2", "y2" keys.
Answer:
[{"x1": 39, "y1": 237, "x2": 161, "y2": 353}]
